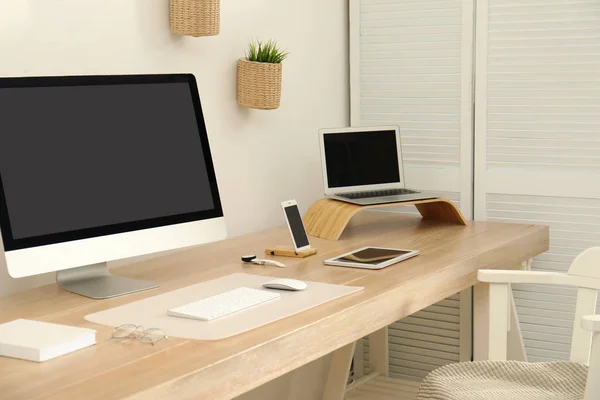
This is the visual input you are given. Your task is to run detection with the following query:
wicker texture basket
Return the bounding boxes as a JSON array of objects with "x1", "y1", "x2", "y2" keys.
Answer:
[
  {"x1": 236, "y1": 59, "x2": 282, "y2": 110},
  {"x1": 170, "y1": 0, "x2": 220, "y2": 37}
]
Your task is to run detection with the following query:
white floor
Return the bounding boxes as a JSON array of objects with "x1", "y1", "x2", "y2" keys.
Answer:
[{"x1": 345, "y1": 376, "x2": 421, "y2": 400}]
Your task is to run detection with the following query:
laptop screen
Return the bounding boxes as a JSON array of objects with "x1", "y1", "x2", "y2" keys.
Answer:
[{"x1": 323, "y1": 130, "x2": 400, "y2": 188}]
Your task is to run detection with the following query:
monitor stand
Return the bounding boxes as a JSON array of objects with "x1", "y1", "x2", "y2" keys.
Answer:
[{"x1": 56, "y1": 263, "x2": 158, "y2": 299}]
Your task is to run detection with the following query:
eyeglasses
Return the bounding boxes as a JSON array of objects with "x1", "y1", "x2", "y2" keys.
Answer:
[{"x1": 111, "y1": 324, "x2": 168, "y2": 345}]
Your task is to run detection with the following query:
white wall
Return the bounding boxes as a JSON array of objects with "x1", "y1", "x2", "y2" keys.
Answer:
[{"x1": 0, "y1": 0, "x2": 349, "y2": 296}]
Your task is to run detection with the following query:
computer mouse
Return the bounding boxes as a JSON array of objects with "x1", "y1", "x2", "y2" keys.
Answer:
[{"x1": 262, "y1": 278, "x2": 307, "y2": 291}]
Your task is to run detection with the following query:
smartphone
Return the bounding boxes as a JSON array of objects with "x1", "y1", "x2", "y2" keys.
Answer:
[{"x1": 281, "y1": 200, "x2": 311, "y2": 252}]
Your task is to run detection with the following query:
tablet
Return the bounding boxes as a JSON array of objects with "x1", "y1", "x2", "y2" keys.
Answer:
[{"x1": 323, "y1": 246, "x2": 419, "y2": 270}]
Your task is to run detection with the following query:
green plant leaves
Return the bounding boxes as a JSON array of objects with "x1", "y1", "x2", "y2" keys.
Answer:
[{"x1": 246, "y1": 39, "x2": 289, "y2": 64}]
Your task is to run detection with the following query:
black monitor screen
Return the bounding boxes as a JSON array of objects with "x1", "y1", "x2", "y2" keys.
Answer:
[
  {"x1": 0, "y1": 74, "x2": 223, "y2": 251},
  {"x1": 323, "y1": 130, "x2": 401, "y2": 188}
]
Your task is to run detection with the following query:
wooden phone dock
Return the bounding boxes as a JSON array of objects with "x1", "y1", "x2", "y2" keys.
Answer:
[{"x1": 264, "y1": 246, "x2": 318, "y2": 258}]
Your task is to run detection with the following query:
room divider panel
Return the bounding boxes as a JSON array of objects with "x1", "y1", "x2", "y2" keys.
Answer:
[
  {"x1": 474, "y1": 0, "x2": 600, "y2": 362},
  {"x1": 349, "y1": 0, "x2": 475, "y2": 385},
  {"x1": 351, "y1": 0, "x2": 600, "y2": 377}
]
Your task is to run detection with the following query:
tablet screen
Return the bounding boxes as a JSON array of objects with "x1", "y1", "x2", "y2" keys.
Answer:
[{"x1": 333, "y1": 248, "x2": 412, "y2": 265}]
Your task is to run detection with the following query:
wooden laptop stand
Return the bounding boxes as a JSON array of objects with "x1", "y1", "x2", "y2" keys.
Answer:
[{"x1": 303, "y1": 198, "x2": 467, "y2": 241}]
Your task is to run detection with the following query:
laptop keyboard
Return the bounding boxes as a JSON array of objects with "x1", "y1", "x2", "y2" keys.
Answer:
[{"x1": 336, "y1": 188, "x2": 420, "y2": 200}]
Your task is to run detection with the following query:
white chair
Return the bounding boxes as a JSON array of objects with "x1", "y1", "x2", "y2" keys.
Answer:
[{"x1": 416, "y1": 247, "x2": 600, "y2": 400}]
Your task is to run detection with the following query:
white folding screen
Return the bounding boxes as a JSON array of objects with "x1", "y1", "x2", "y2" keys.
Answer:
[
  {"x1": 350, "y1": 0, "x2": 474, "y2": 216},
  {"x1": 474, "y1": 0, "x2": 600, "y2": 361},
  {"x1": 349, "y1": 0, "x2": 475, "y2": 380},
  {"x1": 351, "y1": 0, "x2": 600, "y2": 371}
]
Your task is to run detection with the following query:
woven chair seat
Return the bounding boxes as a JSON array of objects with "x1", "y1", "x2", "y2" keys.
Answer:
[{"x1": 416, "y1": 361, "x2": 587, "y2": 400}]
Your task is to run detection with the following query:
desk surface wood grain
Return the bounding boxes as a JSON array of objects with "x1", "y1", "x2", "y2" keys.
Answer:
[{"x1": 0, "y1": 212, "x2": 549, "y2": 400}]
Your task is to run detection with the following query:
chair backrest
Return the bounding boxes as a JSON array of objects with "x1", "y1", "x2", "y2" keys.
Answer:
[{"x1": 567, "y1": 247, "x2": 600, "y2": 364}]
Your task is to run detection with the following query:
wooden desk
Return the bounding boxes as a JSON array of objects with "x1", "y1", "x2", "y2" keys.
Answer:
[{"x1": 0, "y1": 212, "x2": 548, "y2": 400}]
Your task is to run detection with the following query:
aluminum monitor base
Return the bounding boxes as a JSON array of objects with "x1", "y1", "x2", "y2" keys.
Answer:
[{"x1": 56, "y1": 263, "x2": 158, "y2": 299}]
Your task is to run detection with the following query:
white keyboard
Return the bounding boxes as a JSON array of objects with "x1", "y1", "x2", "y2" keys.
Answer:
[{"x1": 167, "y1": 287, "x2": 280, "y2": 321}]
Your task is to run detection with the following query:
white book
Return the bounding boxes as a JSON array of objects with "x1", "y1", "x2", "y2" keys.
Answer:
[{"x1": 0, "y1": 319, "x2": 96, "y2": 362}]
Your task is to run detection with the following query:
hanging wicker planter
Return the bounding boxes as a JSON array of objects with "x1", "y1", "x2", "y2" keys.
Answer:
[
  {"x1": 236, "y1": 59, "x2": 282, "y2": 110},
  {"x1": 170, "y1": 0, "x2": 220, "y2": 37}
]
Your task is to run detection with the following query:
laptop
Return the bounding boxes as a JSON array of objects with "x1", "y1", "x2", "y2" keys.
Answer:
[{"x1": 318, "y1": 125, "x2": 437, "y2": 206}]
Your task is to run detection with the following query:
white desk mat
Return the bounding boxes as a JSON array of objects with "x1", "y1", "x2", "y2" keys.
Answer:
[{"x1": 85, "y1": 273, "x2": 363, "y2": 341}]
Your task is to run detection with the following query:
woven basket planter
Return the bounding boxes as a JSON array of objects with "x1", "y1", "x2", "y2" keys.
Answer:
[
  {"x1": 170, "y1": 0, "x2": 220, "y2": 37},
  {"x1": 237, "y1": 59, "x2": 283, "y2": 110}
]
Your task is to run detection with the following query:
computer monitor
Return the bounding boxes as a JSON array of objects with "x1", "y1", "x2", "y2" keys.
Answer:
[{"x1": 0, "y1": 74, "x2": 226, "y2": 299}]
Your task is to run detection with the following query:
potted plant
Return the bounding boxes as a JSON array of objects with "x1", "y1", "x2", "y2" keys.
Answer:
[
  {"x1": 237, "y1": 39, "x2": 289, "y2": 110},
  {"x1": 170, "y1": 0, "x2": 220, "y2": 37}
]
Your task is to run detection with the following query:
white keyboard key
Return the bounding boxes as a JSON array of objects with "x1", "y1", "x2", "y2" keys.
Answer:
[{"x1": 167, "y1": 287, "x2": 280, "y2": 321}]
